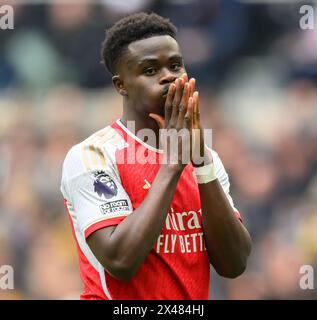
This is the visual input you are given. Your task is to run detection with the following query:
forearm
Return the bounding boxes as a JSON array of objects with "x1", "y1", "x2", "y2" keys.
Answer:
[
  {"x1": 200, "y1": 179, "x2": 252, "y2": 278},
  {"x1": 108, "y1": 165, "x2": 182, "y2": 275}
]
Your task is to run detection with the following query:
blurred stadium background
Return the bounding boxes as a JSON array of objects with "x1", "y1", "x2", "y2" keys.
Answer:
[{"x1": 0, "y1": 0, "x2": 317, "y2": 299}]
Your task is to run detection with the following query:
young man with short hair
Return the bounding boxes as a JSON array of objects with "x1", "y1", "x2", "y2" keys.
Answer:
[{"x1": 61, "y1": 12, "x2": 251, "y2": 300}]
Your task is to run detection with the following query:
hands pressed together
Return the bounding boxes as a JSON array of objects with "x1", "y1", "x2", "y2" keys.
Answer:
[{"x1": 150, "y1": 73, "x2": 209, "y2": 171}]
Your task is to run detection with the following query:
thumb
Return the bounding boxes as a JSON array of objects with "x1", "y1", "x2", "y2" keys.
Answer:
[{"x1": 149, "y1": 113, "x2": 165, "y2": 129}]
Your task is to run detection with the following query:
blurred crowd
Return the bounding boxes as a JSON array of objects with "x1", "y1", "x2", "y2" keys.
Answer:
[{"x1": 0, "y1": 0, "x2": 317, "y2": 299}]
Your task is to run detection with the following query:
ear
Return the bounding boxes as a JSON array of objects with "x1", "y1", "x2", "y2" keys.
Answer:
[{"x1": 112, "y1": 75, "x2": 128, "y2": 97}]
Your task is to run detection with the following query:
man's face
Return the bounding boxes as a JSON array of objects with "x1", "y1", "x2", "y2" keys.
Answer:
[{"x1": 117, "y1": 35, "x2": 186, "y2": 117}]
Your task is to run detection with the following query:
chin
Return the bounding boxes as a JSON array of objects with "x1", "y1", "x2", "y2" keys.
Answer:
[
  {"x1": 148, "y1": 104, "x2": 165, "y2": 118},
  {"x1": 158, "y1": 108, "x2": 165, "y2": 118}
]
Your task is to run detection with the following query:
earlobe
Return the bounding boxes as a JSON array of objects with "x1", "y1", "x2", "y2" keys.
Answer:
[
  {"x1": 112, "y1": 75, "x2": 128, "y2": 97},
  {"x1": 120, "y1": 87, "x2": 128, "y2": 96}
]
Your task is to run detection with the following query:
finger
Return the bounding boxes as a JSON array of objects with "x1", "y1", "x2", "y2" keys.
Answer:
[
  {"x1": 181, "y1": 73, "x2": 188, "y2": 84},
  {"x1": 193, "y1": 91, "x2": 200, "y2": 126},
  {"x1": 176, "y1": 83, "x2": 189, "y2": 129},
  {"x1": 164, "y1": 83, "x2": 175, "y2": 124},
  {"x1": 149, "y1": 113, "x2": 165, "y2": 129},
  {"x1": 170, "y1": 78, "x2": 184, "y2": 125},
  {"x1": 184, "y1": 96, "x2": 193, "y2": 131},
  {"x1": 189, "y1": 78, "x2": 196, "y2": 97}
]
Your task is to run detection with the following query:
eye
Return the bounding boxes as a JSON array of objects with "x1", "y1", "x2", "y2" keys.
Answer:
[
  {"x1": 170, "y1": 62, "x2": 182, "y2": 71},
  {"x1": 144, "y1": 67, "x2": 157, "y2": 76}
]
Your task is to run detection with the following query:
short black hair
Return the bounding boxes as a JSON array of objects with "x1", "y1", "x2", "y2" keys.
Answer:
[{"x1": 101, "y1": 12, "x2": 177, "y2": 75}]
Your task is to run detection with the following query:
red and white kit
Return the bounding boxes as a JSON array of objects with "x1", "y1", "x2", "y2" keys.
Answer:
[{"x1": 61, "y1": 120, "x2": 242, "y2": 300}]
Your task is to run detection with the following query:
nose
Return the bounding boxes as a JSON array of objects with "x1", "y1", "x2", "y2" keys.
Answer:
[{"x1": 159, "y1": 68, "x2": 177, "y2": 85}]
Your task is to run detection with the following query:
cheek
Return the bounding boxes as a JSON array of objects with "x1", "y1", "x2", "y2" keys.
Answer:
[{"x1": 132, "y1": 80, "x2": 159, "y2": 104}]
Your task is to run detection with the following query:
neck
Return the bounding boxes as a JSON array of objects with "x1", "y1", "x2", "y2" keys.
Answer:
[{"x1": 120, "y1": 100, "x2": 161, "y2": 149}]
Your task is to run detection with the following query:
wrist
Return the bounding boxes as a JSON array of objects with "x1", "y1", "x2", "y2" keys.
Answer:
[
  {"x1": 194, "y1": 163, "x2": 217, "y2": 184},
  {"x1": 192, "y1": 146, "x2": 212, "y2": 167}
]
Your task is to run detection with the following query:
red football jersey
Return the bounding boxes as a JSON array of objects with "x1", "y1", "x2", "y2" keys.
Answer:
[{"x1": 61, "y1": 120, "x2": 241, "y2": 300}]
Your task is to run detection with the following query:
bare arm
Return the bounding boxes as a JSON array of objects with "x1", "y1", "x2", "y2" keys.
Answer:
[
  {"x1": 199, "y1": 168, "x2": 252, "y2": 278},
  {"x1": 87, "y1": 165, "x2": 181, "y2": 281}
]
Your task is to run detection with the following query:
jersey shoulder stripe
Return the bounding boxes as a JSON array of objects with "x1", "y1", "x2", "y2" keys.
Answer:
[
  {"x1": 81, "y1": 125, "x2": 119, "y2": 172},
  {"x1": 63, "y1": 125, "x2": 124, "y2": 179}
]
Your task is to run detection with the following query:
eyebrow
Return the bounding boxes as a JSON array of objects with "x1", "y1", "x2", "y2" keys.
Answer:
[{"x1": 138, "y1": 54, "x2": 183, "y2": 65}]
